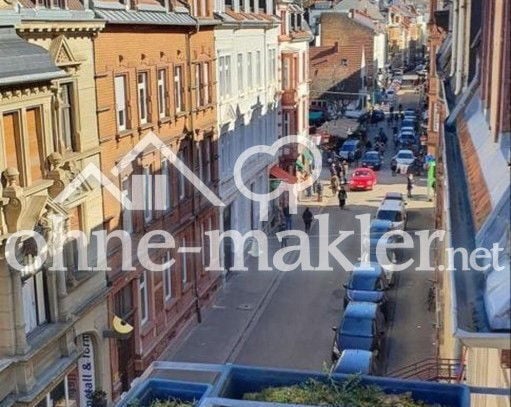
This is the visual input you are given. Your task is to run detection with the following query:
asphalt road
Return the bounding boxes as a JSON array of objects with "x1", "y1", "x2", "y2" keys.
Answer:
[{"x1": 163, "y1": 89, "x2": 436, "y2": 375}]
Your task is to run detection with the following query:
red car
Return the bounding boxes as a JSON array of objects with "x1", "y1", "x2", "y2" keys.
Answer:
[{"x1": 349, "y1": 167, "x2": 377, "y2": 191}]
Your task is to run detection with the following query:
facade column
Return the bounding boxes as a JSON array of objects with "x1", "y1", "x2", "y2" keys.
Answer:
[{"x1": 11, "y1": 270, "x2": 29, "y2": 355}]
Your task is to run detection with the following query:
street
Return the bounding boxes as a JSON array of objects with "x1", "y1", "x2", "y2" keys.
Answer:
[{"x1": 162, "y1": 89, "x2": 436, "y2": 375}]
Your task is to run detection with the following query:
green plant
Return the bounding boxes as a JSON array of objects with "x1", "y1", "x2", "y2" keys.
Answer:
[{"x1": 243, "y1": 376, "x2": 443, "y2": 407}]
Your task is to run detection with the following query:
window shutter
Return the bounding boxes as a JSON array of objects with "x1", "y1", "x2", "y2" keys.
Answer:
[
  {"x1": 26, "y1": 108, "x2": 44, "y2": 183},
  {"x1": 2, "y1": 112, "x2": 22, "y2": 175}
]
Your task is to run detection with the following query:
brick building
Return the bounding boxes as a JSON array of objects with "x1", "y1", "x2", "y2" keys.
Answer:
[
  {"x1": 310, "y1": 13, "x2": 377, "y2": 106},
  {"x1": 0, "y1": 1, "x2": 111, "y2": 405},
  {"x1": 91, "y1": 0, "x2": 220, "y2": 398}
]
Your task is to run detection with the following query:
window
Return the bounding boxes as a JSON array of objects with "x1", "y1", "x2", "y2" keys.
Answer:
[
  {"x1": 258, "y1": 0, "x2": 265, "y2": 13},
  {"x1": 225, "y1": 56, "x2": 232, "y2": 96},
  {"x1": 204, "y1": 136, "x2": 212, "y2": 182},
  {"x1": 203, "y1": 62, "x2": 210, "y2": 105},
  {"x1": 157, "y1": 69, "x2": 168, "y2": 119},
  {"x1": 3, "y1": 111, "x2": 24, "y2": 185},
  {"x1": 163, "y1": 252, "x2": 172, "y2": 300},
  {"x1": 178, "y1": 150, "x2": 186, "y2": 200},
  {"x1": 198, "y1": 141, "x2": 203, "y2": 181},
  {"x1": 256, "y1": 50, "x2": 262, "y2": 87},
  {"x1": 143, "y1": 166, "x2": 153, "y2": 224},
  {"x1": 22, "y1": 271, "x2": 48, "y2": 333},
  {"x1": 181, "y1": 237, "x2": 188, "y2": 284},
  {"x1": 195, "y1": 64, "x2": 201, "y2": 108},
  {"x1": 247, "y1": 52, "x2": 253, "y2": 88},
  {"x1": 341, "y1": 59, "x2": 348, "y2": 66},
  {"x1": 174, "y1": 65, "x2": 184, "y2": 113},
  {"x1": 35, "y1": 376, "x2": 76, "y2": 407},
  {"x1": 283, "y1": 57, "x2": 290, "y2": 89},
  {"x1": 121, "y1": 177, "x2": 133, "y2": 232},
  {"x1": 268, "y1": 49, "x2": 276, "y2": 83},
  {"x1": 237, "y1": 53, "x2": 244, "y2": 92},
  {"x1": 137, "y1": 72, "x2": 149, "y2": 124},
  {"x1": 218, "y1": 56, "x2": 225, "y2": 98},
  {"x1": 218, "y1": 56, "x2": 231, "y2": 98},
  {"x1": 160, "y1": 159, "x2": 171, "y2": 211},
  {"x1": 225, "y1": 0, "x2": 232, "y2": 9},
  {"x1": 59, "y1": 83, "x2": 76, "y2": 151},
  {"x1": 115, "y1": 75, "x2": 128, "y2": 131},
  {"x1": 139, "y1": 270, "x2": 148, "y2": 324}
]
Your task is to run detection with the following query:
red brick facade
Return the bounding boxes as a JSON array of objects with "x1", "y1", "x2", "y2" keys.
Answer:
[{"x1": 93, "y1": 23, "x2": 220, "y2": 398}]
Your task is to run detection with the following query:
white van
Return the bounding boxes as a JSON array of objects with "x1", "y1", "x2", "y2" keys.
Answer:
[{"x1": 376, "y1": 199, "x2": 407, "y2": 230}]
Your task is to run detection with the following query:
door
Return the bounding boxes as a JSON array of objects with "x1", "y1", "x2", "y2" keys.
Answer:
[{"x1": 115, "y1": 285, "x2": 136, "y2": 392}]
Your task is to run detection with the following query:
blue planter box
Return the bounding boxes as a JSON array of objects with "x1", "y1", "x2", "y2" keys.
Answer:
[
  {"x1": 118, "y1": 379, "x2": 211, "y2": 406},
  {"x1": 214, "y1": 365, "x2": 470, "y2": 407}
]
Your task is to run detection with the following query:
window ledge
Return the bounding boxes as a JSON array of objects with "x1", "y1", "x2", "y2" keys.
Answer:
[
  {"x1": 175, "y1": 111, "x2": 187, "y2": 118},
  {"x1": 138, "y1": 122, "x2": 155, "y2": 132},
  {"x1": 158, "y1": 116, "x2": 173, "y2": 125},
  {"x1": 116, "y1": 129, "x2": 135, "y2": 140},
  {"x1": 140, "y1": 319, "x2": 155, "y2": 337}
]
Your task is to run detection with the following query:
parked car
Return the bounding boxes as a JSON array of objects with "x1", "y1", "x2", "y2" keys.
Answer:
[
  {"x1": 345, "y1": 109, "x2": 367, "y2": 119},
  {"x1": 349, "y1": 167, "x2": 377, "y2": 191},
  {"x1": 332, "y1": 301, "x2": 386, "y2": 361},
  {"x1": 376, "y1": 199, "x2": 408, "y2": 230},
  {"x1": 343, "y1": 264, "x2": 390, "y2": 317},
  {"x1": 392, "y1": 149, "x2": 416, "y2": 166},
  {"x1": 384, "y1": 192, "x2": 405, "y2": 202},
  {"x1": 402, "y1": 118, "x2": 416, "y2": 129},
  {"x1": 331, "y1": 349, "x2": 379, "y2": 375},
  {"x1": 365, "y1": 219, "x2": 400, "y2": 285},
  {"x1": 398, "y1": 133, "x2": 417, "y2": 148},
  {"x1": 361, "y1": 151, "x2": 383, "y2": 170},
  {"x1": 339, "y1": 139, "x2": 363, "y2": 162}
]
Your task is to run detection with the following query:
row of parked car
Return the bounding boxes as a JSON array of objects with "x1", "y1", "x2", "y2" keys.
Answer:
[
  {"x1": 331, "y1": 192, "x2": 409, "y2": 375},
  {"x1": 391, "y1": 108, "x2": 423, "y2": 172}
]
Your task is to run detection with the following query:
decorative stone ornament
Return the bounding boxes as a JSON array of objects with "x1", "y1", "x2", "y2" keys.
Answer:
[{"x1": 2, "y1": 168, "x2": 26, "y2": 233}]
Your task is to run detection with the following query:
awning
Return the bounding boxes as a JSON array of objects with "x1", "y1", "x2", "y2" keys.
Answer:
[{"x1": 269, "y1": 165, "x2": 297, "y2": 184}]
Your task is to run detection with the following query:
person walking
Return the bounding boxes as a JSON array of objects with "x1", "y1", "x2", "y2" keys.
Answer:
[
  {"x1": 330, "y1": 174, "x2": 340, "y2": 195},
  {"x1": 342, "y1": 160, "x2": 349, "y2": 184},
  {"x1": 283, "y1": 204, "x2": 292, "y2": 230},
  {"x1": 338, "y1": 186, "x2": 348, "y2": 209},
  {"x1": 302, "y1": 207, "x2": 313, "y2": 234},
  {"x1": 316, "y1": 181, "x2": 323, "y2": 202},
  {"x1": 407, "y1": 174, "x2": 414, "y2": 198}
]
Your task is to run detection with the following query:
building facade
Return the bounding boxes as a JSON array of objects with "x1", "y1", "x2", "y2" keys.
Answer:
[
  {"x1": 277, "y1": 0, "x2": 312, "y2": 173},
  {"x1": 91, "y1": 0, "x2": 220, "y2": 398},
  {"x1": 429, "y1": 0, "x2": 511, "y2": 406},
  {"x1": 213, "y1": 0, "x2": 280, "y2": 268},
  {"x1": 0, "y1": 1, "x2": 111, "y2": 405}
]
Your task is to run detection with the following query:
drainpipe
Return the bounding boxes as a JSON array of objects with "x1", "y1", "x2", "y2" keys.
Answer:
[
  {"x1": 449, "y1": 0, "x2": 458, "y2": 78},
  {"x1": 186, "y1": 21, "x2": 202, "y2": 324},
  {"x1": 454, "y1": 0, "x2": 465, "y2": 95},
  {"x1": 462, "y1": 0, "x2": 471, "y2": 91}
]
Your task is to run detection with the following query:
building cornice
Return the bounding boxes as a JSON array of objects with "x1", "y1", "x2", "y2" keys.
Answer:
[{"x1": 17, "y1": 20, "x2": 105, "y2": 34}]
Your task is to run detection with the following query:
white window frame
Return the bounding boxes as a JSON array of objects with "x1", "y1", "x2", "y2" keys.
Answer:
[
  {"x1": 160, "y1": 159, "x2": 171, "y2": 211},
  {"x1": 247, "y1": 52, "x2": 253, "y2": 89},
  {"x1": 218, "y1": 56, "x2": 225, "y2": 98},
  {"x1": 181, "y1": 237, "x2": 188, "y2": 284},
  {"x1": 174, "y1": 65, "x2": 184, "y2": 113},
  {"x1": 139, "y1": 270, "x2": 148, "y2": 325},
  {"x1": 157, "y1": 69, "x2": 167, "y2": 119},
  {"x1": 203, "y1": 62, "x2": 210, "y2": 105},
  {"x1": 143, "y1": 166, "x2": 153, "y2": 224},
  {"x1": 163, "y1": 252, "x2": 172, "y2": 301},
  {"x1": 237, "y1": 53, "x2": 244, "y2": 93},
  {"x1": 121, "y1": 177, "x2": 133, "y2": 232},
  {"x1": 22, "y1": 270, "x2": 47, "y2": 334},
  {"x1": 137, "y1": 72, "x2": 149, "y2": 124},
  {"x1": 115, "y1": 75, "x2": 127, "y2": 131},
  {"x1": 225, "y1": 55, "x2": 232, "y2": 97},
  {"x1": 195, "y1": 63, "x2": 201, "y2": 108},
  {"x1": 256, "y1": 50, "x2": 262, "y2": 87}
]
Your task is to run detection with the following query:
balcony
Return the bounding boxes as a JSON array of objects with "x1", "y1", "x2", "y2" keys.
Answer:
[{"x1": 282, "y1": 88, "x2": 298, "y2": 107}]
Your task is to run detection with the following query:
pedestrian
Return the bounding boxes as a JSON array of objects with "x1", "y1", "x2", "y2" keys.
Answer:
[
  {"x1": 302, "y1": 207, "x2": 313, "y2": 233},
  {"x1": 407, "y1": 174, "x2": 414, "y2": 198},
  {"x1": 330, "y1": 162, "x2": 337, "y2": 177},
  {"x1": 338, "y1": 186, "x2": 347, "y2": 209},
  {"x1": 390, "y1": 105, "x2": 394, "y2": 116},
  {"x1": 283, "y1": 204, "x2": 292, "y2": 230},
  {"x1": 335, "y1": 162, "x2": 342, "y2": 179},
  {"x1": 342, "y1": 160, "x2": 349, "y2": 184},
  {"x1": 330, "y1": 174, "x2": 340, "y2": 195},
  {"x1": 391, "y1": 159, "x2": 397, "y2": 176},
  {"x1": 316, "y1": 181, "x2": 323, "y2": 202}
]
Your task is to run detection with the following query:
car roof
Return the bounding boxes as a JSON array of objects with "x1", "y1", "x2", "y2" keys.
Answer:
[
  {"x1": 334, "y1": 350, "x2": 373, "y2": 373},
  {"x1": 344, "y1": 301, "x2": 378, "y2": 318},
  {"x1": 344, "y1": 139, "x2": 359, "y2": 145},
  {"x1": 352, "y1": 264, "x2": 383, "y2": 277},
  {"x1": 370, "y1": 219, "x2": 394, "y2": 230},
  {"x1": 397, "y1": 149, "x2": 414, "y2": 154},
  {"x1": 379, "y1": 199, "x2": 404, "y2": 210},
  {"x1": 385, "y1": 192, "x2": 404, "y2": 200}
]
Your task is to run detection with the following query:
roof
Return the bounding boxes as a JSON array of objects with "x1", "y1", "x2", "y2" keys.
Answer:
[
  {"x1": 93, "y1": 7, "x2": 197, "y2": 25},
  {"x1": 334, "y1": 349, "x2": 373, "y2": 373},
  {"x1": 333, "y1": 0, "x2": 384, "y2": 21},
  {"x1": 370, "y1": 219, "x2": 393, "y2": 230},
  {"x1": 352, "y1": 264, "x2": 382, "y2": 278},
  {"x1": 0, "y1": 26, "x2": 67, "y2": 86},
  {"x1": 344, "y1": 301, "x2": 377, "y2": 318},
  {"x1": 378, "y1": 199, "x2": 403, "y2": 210},
  {"x1": 320, "y1": 12, "x2": 375, "y2": 35},
  {"x1": 384, "y1": 191, "x2": 404, "y2": 200}
]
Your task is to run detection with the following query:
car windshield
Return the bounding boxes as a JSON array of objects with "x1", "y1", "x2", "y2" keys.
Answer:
[
  {"x1": 342, "y1": 143, "x2": 356, "y2": 151},
  {"x1": 354, "y1": 170, "x2": 370, "y2": 177},
  {"x1": 370, "y1": 224, "x2": 390, "y2": 233},
  {"x1": 341, "y1": 316, "x2": 373, "y2": 336},
  {"x1": 377, "y1": 210, "x2": 399, "y2": 222},
  {"x1": 351, "y1": 273, "x2": 378, "y2": 290},
  {"x1": 365, "y1": 152, "x2": 379, "y2": 159},
  {"x1": 397, "y1": 152, "x2": 413, "y2": 159}
]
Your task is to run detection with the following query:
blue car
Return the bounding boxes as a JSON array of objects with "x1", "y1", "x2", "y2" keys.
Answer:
[
  {"x1": 361, "y1": 151, "x2": 383, "y2": 170},
  {"x1": 331, "y1": 302, "x2": 386, "y2": 361},
  {"x1": 365, "y1": 219, "x2": 400, "y2": 285},
  {"x1": 343, "y1": 264, "x2": 390, "y2": 319},
  {"x1": 331, "y1": 349, "x2": 379, "y2": 375}
]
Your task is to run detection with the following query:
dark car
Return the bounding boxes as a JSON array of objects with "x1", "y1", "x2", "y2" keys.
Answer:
[
  {"x1": 361, "y1": 151, "x2": 383, "y2": 170},
  {"x1": 331, "y1": 349, "x2": 380, "y2": 375},
  {"x1": 339, "y1": 139, "x2": 363, "y2": 162},
  {"x1": 343, "y1": 265, "x2": 390, "y2": 318},
  {"x1": 332, "y1": 301, "x2": 386, "y2": 361}
]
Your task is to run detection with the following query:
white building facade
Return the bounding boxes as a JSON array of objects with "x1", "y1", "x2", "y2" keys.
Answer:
[{"x1": 214, "y1": 1, "x2": 281, "y2": 268}]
